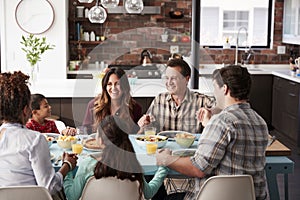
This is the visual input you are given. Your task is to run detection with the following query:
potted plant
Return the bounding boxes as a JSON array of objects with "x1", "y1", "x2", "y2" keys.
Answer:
[{"x1": 20, "y1": 34, "x2": 55, "y2": 82}]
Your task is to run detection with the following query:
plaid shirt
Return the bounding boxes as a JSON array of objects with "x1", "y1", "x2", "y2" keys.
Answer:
[
  {"x1": 26, "y1": 119, "x2": 60, "y2": 134},
  {"x1": 146, "y1": 88, "x2": 215, "y2": 133},
  {"x1": 189, "y1": 103, "x2": 268, "y2": 200}
]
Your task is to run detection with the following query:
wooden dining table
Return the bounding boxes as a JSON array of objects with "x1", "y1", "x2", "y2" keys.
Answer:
[{"x1": 50, "y1": 135, "x2": 294, "y2": 200}]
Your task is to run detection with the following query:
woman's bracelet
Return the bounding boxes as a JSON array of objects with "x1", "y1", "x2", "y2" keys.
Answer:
[{"x1": 62, "y1": 160, "x2": 73, "y2": 171}]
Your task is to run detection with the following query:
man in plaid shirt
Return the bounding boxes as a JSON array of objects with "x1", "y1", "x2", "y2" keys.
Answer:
[
  {"x1": 138, "y1": 58, "x2": 216, "y2": 133},
  {"x1": 156, "y1": 65, "x2": 269, "y2": 200}
]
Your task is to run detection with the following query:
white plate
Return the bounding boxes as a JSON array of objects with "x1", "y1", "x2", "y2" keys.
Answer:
[
  {"x1": 42, "y1": 133, "x2": 59, "y2": 140},
  {"x1": 158, "y1": 131, "x2": 200, "y2": 141},
  {"x1": 83, "y1": 146, "x2": 102, "y2": 152},
  {"x1": 172, "y1": 149, "x2": 197, "y2": 157}
]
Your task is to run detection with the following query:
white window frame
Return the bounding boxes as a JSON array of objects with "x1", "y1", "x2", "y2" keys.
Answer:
[{"x1": 200, "y1": 0, "x2": 272, "y2": 48}]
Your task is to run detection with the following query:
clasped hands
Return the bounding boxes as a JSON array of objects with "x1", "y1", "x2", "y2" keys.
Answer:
[
  {"x1": 62, "y1": 152, "x2": 78, "y2": 171},
  {"x1": 156, "y1": 148, "x2": 179, "y2": 167}
]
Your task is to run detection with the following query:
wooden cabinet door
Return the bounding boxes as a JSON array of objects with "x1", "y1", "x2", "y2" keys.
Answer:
[{"x1": 249, "y1": 75, "x2": 273, "y2": 127}]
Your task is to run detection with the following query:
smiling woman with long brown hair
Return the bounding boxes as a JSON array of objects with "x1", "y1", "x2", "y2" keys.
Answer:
[{"x1": 82, "y1": 67, "x2": 142, "y2": 134}]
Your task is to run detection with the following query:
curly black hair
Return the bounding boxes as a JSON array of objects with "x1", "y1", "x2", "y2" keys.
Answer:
[{"x1": 0, "y1": 71, "x2": 31, "y2": 124}]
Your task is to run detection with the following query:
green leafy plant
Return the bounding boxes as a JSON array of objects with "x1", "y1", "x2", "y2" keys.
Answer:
[{"x1": 20, "y1": 34, "x2": 55, "y2": 67}]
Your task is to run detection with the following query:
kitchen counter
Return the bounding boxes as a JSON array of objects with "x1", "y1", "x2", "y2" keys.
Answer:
[{"x1": 30, "y1": 64, "x2": 298, "y2": 98}]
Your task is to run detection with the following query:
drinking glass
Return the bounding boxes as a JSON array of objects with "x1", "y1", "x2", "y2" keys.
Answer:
[
  {"x1": 72, "y1": 143, "x2": 83, "y2": 155},
  {"x1": 144, "y1": 126, "x2": 156, "y2": 136},
  {"x1": 146, "y1": 142, "x2": 158, "y2": 155}
]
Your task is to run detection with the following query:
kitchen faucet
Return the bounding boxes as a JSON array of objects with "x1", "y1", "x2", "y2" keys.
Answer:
[{"x1": 235, "y1": 26, "x2": 248, "y2": 65}]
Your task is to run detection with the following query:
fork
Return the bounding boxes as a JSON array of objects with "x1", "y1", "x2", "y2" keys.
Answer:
[{"x1": 54, "y1": 155, "x2": 62, "y2": 165}]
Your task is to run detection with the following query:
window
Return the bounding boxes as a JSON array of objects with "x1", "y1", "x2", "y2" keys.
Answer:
[{"x1": 200, "y1": 0, "x2": 272, "y2": 48}]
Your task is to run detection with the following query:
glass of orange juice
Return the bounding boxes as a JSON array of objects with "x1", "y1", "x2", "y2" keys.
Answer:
[
  {"x1": 144, "y1": 126, "x2": 156, "y2": 136},
  {"x1": 146, "y1": 142, "x2": 158, "y2": 155},
  {"x1": 72, "y1": 143, "x2": 83, "y2": 155}
]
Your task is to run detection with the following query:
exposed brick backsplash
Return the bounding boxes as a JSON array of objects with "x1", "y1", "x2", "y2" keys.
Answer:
[{"x1": 70, "y1": 0, "x2": 300, "y2": 66}]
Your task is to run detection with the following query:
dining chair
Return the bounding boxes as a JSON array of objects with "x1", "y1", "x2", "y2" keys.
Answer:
[
  {"x1": 196, "y1": 175, "x2": 256, "y2": 200},
  {"x1": 0, "y1": 185, "x2": 52, "y2": 200},
  {"x1": 54, "y1": 120, "x2": 67, "y2": 133},
  {"x1": 80, "y1": 176, "x2": 141, "y2": 200}
]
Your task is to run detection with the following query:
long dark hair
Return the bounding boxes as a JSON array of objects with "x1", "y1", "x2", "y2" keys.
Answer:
[
  {"x1": 0, "y1": 71, "x2": 31, "y2": 124},
  {"x1": 94, "y1": 116, "x2": 144, "y2": 199},
  {"x1": 94, "y1": 68, "x2": 136, "y2": 127}
]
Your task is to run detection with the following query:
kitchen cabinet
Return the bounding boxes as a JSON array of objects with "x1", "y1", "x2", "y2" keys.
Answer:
[
  {"x1": 249, "y1": 75, "x2": 273, "y2": 128},
  {"x1": 272, "y1": 76, "x2": 300, "y2": 147},
  {"x1": 282, "y1": 0, "x2": 300, "y2": 44},
  {"x1": 47, "y1": 97, "x2": 153, "y2": 127}
]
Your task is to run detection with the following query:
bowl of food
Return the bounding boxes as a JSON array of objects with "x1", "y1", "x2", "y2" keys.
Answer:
[
  {"x1": 135, "y1": 135, "x2": 168, "y2": 149},
  {"x1": 57, "y1": 135, "x2": 77, "y2": 149},
  {"x1": 175, "y1": 132, "x2": 196, "y2": 148},
  {"x1": 169, "y1": 10, "x2": 184, "y2": 19}
]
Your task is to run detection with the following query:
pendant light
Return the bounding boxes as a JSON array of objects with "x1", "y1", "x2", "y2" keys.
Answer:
[
  {"x1": 101, "y1": 0, "x2": 119, "y2": 8},
  {"x1": 124, "y1": 0, "x2": 144, "y2": 14},
  {"x1": 88, "y1": 0, "x2": 107, "y2": 23}
]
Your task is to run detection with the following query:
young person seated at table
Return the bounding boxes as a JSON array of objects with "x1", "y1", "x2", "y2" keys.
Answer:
[
  {"x1": 81, "y1": 67, "x2": 142, "y2": 134},
  {"x1": 63, "y1": 115, "x2": 168, "y2": 200},
  {"x1": 156, "y1": 65, "x2": 269, "y2": 200},
  {"x1": 0, "y1": 71, "x2": 78, "y2": 199},
  {"x1": 26, "y1": 93, "x2": 77, "y2": 136},
  {"x1": 138, "y1": 58, "x2": 217, "y2": 134}
]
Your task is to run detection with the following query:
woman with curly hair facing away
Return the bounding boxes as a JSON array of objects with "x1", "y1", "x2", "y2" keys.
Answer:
[{"x1": 0, "y1": 71, "x2": 77, "y2": 199}]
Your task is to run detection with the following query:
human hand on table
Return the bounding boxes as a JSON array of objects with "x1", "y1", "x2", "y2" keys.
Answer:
[
  {"x1": 62, "y1": 126, "x2": 77, "y2": 136},
  {"x1": 156, "y1": 148, "x2": 179, "y2": 166}
]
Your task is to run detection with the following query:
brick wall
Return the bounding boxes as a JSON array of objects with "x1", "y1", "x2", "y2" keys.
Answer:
[{"x1": 70, "y1": 0, "x2": 300, "y2": 66}]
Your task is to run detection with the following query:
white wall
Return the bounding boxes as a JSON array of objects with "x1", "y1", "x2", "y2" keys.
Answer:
[{"x1": 0, "y1": 0, "x2": 68, "y2": 79}]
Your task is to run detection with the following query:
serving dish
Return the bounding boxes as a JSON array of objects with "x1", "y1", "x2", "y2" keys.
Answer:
[
  {"x1": 135, "y1": 135, "x2": 168, "y2": 149},
  {"x1": 169, "y1": 10, "x2": 184, "y2": 19},
  {"x1": 57, "y1": 136, "x2": 77, "y2": 149},
  {"x1": 83, "y1": 138, "x2": 102, "y2": 152},
  {"x1": 158, "y1": 130, "x2": 199, "y2": 139},
  {"x1": 175, "y1": 133, "x2": 196, "y2": 148}
]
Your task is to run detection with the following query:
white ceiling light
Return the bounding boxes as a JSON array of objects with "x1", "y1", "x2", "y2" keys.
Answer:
[
  {"x1": 101, "y1": 0, "x2": 119, "y2": 8},
  {"x1": 124, "y1": 0, "x2": 144, "y2": 14},
  {"x1": 88, "y1": 0, "x2": 107, "y2": 23}
]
